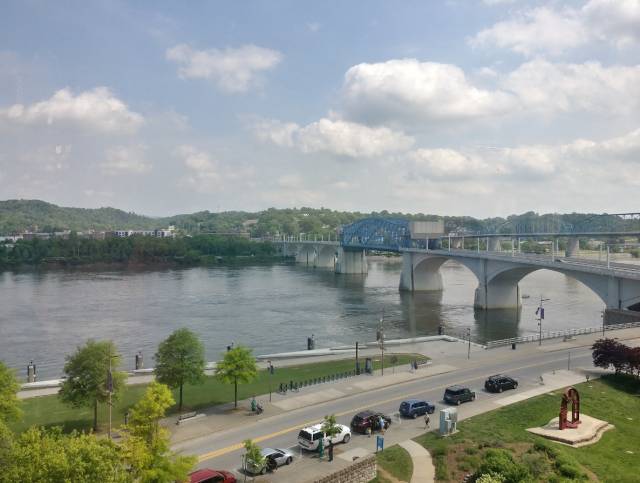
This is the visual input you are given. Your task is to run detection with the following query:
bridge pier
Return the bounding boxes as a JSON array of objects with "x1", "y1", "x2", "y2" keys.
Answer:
[
  {"x1": 399, "y1": 252, "x2": 444, "y2": 291},
  {"x1": 565, "y1": 237, "x2": 579, "y2": 258},
  {"x1": 295, "y1": 246, "x2": 316, "y2": 265},
  {"x1": 314, "y1": 245, "x2": 337, "y2": 269},
  {"x1": 335, "y1": 247, "x2": 367, "y2": 274}
]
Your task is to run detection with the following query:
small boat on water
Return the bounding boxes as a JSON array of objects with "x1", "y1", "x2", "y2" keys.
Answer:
[{"x1": 522, "y1": 294, "x2": 530, "y2": 299}]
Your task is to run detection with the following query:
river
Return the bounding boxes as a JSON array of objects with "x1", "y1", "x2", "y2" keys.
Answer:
[{"x1": 0, "y1": 258, "x2": 605, "y2": 379}]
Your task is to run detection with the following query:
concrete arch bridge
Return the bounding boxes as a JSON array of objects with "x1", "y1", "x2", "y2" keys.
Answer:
[{"x1": 277, "y1": 217, "x2": 640, "y2": 313}]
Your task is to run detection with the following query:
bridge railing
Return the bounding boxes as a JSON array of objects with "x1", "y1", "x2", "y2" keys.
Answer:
[{"x1": 485, "y1": 320, "x2": 640, "y2": 348}]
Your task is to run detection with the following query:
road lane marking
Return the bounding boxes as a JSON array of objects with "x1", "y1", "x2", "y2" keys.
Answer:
[{"x1": 197, "y1": 352, "x2": 590, "y2": 462}]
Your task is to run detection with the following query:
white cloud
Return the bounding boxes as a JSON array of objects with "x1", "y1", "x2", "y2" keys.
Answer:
[
  {"x1": 342, "y1": 59, "x2": 516, "y2": 124},
  {"x1": 397, "y1": 127, "x2": 640, "y2": 191},
  {"x1": 101, "y1": 145, "x2": 151, "y2": 174},
  {"x1": 166, "y1": 44, "x2": 283, "y2": 93},
  {"x1": 503, "y1": 59, "x2": 640, "y2": 114},
  {"x1": 252, "y1": 119, "x2": 298, "y2": 147},
  {"x1": 175, "y1": 145, "x2": 220, "y2": 192},
  {"x1": 0, "y1": 87, "x2": 144, "y2": 133},
  {"x1": 471, "y1": 0, "x2": 640, "y2": 56},
  {"x1": 582, "y1": 0, "x2": 640, "y2": 48},
  {"x1": 405, "y1": 148, "x2": 490, "y2": 180},
  {"x1": 254, "y1": 117, "x2": 414, "y2": 158}
]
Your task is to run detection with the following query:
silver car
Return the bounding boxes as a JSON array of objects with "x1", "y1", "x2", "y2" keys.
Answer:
[{"x1": 247, "y1": 447, "x2": 294, "y2": 474}]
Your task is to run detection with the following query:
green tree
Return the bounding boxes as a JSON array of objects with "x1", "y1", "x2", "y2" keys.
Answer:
[
  {"x1": 122, "y1": 381, "x2": 195, "y2": 483},
  {"x1": 243, "y1": 439, "x2": 265, "y2": 475},
  {"x1": 154, "y1": 328, "x2": 205, "y2": 412},
  {"x1": 215, "y1": 346, "x2": 258, "y2": 409},
  {"x1": 5, "y1": 427, "x2": 129, "y2": 483},
  {"x1": 0, "y1": 361, "x2": 22, "y2": 424},
  {"x1": 320, "y1": 414, "x2": 341, "y2": 440},
  {"x1": 59, "y1": 340, "x2": 126, "y2": 432}
]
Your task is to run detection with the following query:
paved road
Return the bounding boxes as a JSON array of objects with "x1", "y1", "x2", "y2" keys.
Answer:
[{"x1": 174, "y1": 343, "x2": 599, "y2": 480}]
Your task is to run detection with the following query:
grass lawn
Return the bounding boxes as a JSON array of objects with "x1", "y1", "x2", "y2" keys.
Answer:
[
  {"x1": 415, "y1": 374, "x2": 640, "y2": 483},
  {"x1": 369, "y1": 445, "x2": 414, "y2": 482},
  {"x1": 11, "y1": 352, "x2": 428, "y2": 434}
]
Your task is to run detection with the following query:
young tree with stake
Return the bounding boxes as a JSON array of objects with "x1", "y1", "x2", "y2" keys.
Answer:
[{"x1": 215, "y1": 346, "x2": 258, "y2": 409}]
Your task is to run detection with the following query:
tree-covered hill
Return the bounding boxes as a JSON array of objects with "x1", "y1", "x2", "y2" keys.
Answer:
[
  {"x1": 0, "y1": 199, "x2": 636, "y2": 237},
  {"x1": 0, "y1": 200, "x2": 158, "y2": 233}
]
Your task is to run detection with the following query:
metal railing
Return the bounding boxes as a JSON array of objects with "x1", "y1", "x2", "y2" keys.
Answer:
[{"x1": 485, "y1": 320, "x2": 640, "y2": 348}]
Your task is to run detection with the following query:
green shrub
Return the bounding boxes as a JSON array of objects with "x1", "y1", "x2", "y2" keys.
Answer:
[
  {"x1": 465, "y1": 446, "x2": 479, "y2": 455},
  {"x1": 475, "y1": 448, "x2": 531, "y2": 483},
  {"x1": 554, "y1": 453, "x2": 586, "y2": 480},
  {"x1": 435, "y1": 455, "x2": 449, "y2": 480},
  {"x1": 522, "y1": 451, "x2": 551, "y2": 478}
]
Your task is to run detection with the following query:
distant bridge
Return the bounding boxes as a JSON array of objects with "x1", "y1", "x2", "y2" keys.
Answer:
[{"x1": 276, "y1": 217, "x2": 640, "y2": 315}]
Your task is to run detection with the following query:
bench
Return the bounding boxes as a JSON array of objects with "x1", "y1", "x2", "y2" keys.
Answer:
[{"x1": 176, "y1": 411, "x2": 200, "y2": 425}]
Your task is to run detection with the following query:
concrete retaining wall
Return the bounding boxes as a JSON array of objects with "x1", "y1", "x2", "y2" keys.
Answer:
[
  {"x1": 310, "y1": 455, "x2": 376, "y2": 483},
  {"x1": 604, "y1": 309, "x2": 640, "y2": 324}
]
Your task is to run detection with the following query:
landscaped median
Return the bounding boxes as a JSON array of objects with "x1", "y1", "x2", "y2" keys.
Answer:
[
  {"x1": 11, "y1": 352, "x2": 428, "y2": 434},
  {"x1": 413, "y1": 374, "x2": 640, "y2": 482}
]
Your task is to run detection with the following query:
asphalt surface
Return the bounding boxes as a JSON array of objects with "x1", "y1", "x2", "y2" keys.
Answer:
[{"x1": 175, "y1": 343, "x2": 597, "y2": 479}]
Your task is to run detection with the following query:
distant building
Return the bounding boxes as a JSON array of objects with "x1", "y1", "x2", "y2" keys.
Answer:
[{"x1": 110, "y1": 226, "x2": 176, "y2": 238}]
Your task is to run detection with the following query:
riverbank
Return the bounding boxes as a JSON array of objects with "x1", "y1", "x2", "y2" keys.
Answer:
[
  {"x1": 0, "y1": 254, "x2": 292, "y2": 273},
  {"x1": 10, "y1": 353, "x2": 429, "y2": 434}
]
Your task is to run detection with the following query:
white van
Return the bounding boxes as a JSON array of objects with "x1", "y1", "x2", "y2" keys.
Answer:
[{"x1": 297, "y1": 423, "x2": 351, "y2": 451}]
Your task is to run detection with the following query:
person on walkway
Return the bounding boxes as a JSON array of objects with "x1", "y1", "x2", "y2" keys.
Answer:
[
  {"x1": 379, "y1": 415, "x2": 386, "y2": 434},
  {"x1": 366, "y1": 426, "x2": 372, "y2": 438},
  {"x1": 424, "y1": 413, "x2": 430, "y2": 429}
]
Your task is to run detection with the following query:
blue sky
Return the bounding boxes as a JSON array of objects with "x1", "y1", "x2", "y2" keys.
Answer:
[{"x1": 1, "y1": 0, "x2": 639, "y2": 216}]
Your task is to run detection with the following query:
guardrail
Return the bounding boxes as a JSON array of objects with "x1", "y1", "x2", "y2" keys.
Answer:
[{"x1": 485, "y1": 321, "x2": 640, "y2": 348}]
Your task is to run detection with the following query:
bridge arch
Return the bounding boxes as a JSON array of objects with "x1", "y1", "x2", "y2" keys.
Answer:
[
  {"x1": 315, "y1": 244, "x2": 337, "y2": 269},
  {"x1": 400, "y1": 251, "x2": 640, "y2": 310}
]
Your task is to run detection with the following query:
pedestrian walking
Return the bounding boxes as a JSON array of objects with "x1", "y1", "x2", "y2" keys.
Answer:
[
  {"x1": 424, "y1": 413, "x2": 430, "y2": 429},
  {"x1": 366, "y1": 426, "x2": 372, "y2": 438},
  {"x1": 379, "y1": 415, "x2": 386, "y2": 434}
]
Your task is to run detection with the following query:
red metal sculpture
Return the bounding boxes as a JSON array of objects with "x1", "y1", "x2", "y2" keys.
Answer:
[{"x1": 559, "y1": 387, "x2": 581, "y2": 430}]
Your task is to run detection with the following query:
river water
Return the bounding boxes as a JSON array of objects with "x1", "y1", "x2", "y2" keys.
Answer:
[{"x1": 0, "y1": 258, "x2": 605, "y2": 379}]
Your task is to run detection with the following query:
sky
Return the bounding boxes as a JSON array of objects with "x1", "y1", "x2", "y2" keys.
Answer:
[{"x1": 1, "y1": 0, "x2": 639, "y2": 217}]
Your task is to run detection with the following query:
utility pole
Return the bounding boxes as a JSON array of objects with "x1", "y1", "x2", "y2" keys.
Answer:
[
  {"x1": 536, "y1": 296, "x2": 550, "y2": 346},
  {"x1": 377, "y1": 310, "x2": 385, "y2": 376},
  {"x1": 107, "y1": 348, "x2": 113, "y2": 440}
]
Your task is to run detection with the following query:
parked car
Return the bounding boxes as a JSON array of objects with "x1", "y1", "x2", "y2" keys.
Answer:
[
  {"x1": 399, "y1": 399, "x2": 435, "y2": 418},
  {"x1": 350, "y1": 410, "x2": 391, "y2": 434},
  {"x1": 246, "y1": 448, "x2": 294, "y2": 475},
  {"x1": 297, "y1": 423, "x2": 351, "y2": 451},
  {"x1": 484, "y1": 374, "x2": 518, "y2": 393},
  {"x1": 443, "y1": 385, "x2": 476, "y2": 405},
  {"x1": 188, "y1": 468, "x2": 236, "y2": 483}
]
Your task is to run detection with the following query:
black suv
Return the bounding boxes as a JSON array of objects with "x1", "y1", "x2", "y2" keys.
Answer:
[
  {"x1": 484, "y1": 375, "x2": 518, "y2": 393},
  {"x1": 443, "y1": 385, "x2": 475, "y2": 405}
]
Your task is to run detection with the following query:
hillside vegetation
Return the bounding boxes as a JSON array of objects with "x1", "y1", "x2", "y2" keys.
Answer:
[{"x1": 0, "y1": 199, "x2": 637, "y2": 238}]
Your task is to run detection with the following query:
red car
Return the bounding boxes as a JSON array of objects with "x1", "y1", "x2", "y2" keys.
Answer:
[{"x1": 188, "y1": 469, "x2": 236, "y2": 483}]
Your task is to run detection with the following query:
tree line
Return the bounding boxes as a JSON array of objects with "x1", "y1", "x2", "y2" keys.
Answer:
[
  {"x1": 0, "y1": 234, "x2": 278, "y2": 269},
  {"x1": 0, "y1": 328, "x2": 259, "y2": 482}
]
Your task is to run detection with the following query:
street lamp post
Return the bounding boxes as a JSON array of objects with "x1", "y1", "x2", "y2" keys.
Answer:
[
  {"x1": 536, "y1": 296, "x2": 550, "y2": 346},
  {"x1": 377, "y1": 310, "x2": 385, "y2": 376},
  {"x1": 467, "y1": 328, "x2": 471, "y2": 359},
  {"x1": 268, "y1": 360, "x2": 274, "y2": 402}
]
